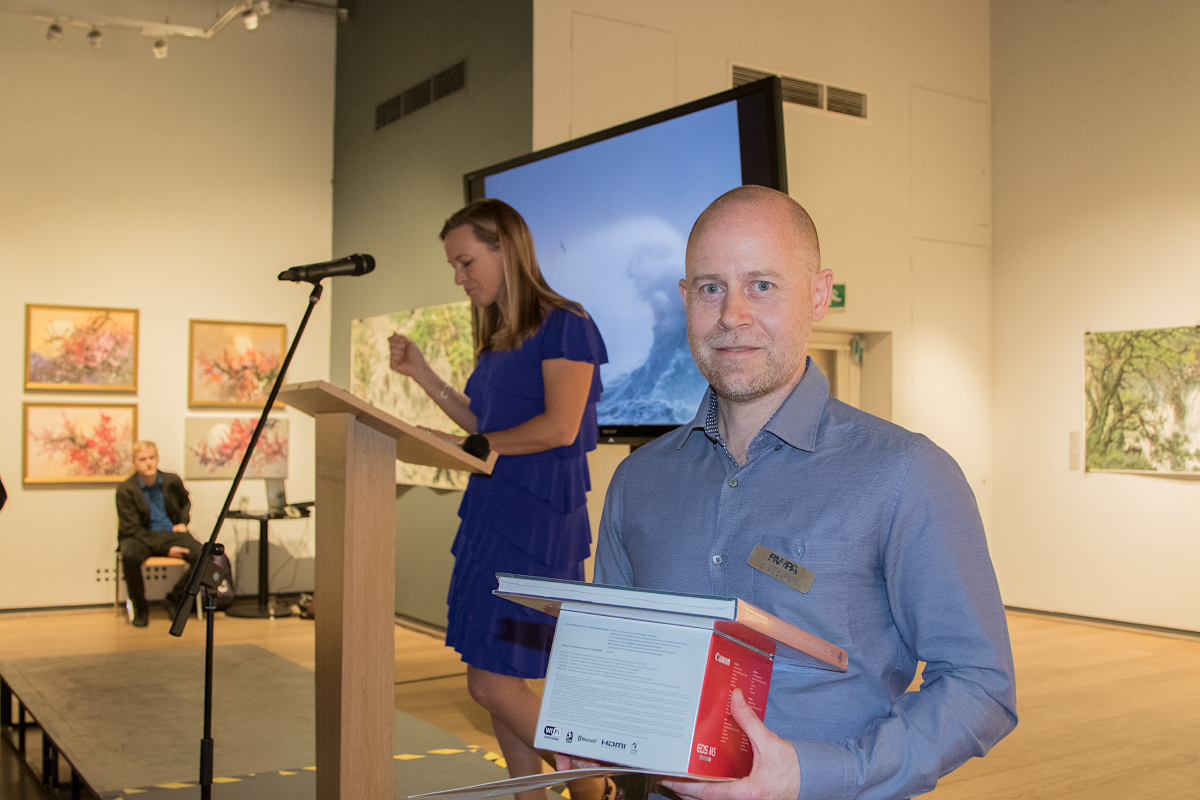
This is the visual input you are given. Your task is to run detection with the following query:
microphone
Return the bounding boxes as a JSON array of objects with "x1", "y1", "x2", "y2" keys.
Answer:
[{"x1": 277, "y1": 254, "x2": 375, "y2": 282}]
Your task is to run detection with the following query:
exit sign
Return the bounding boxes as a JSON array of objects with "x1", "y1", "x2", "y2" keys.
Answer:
[{"x1": 829, "y1": 283, "x2": 846, "y2": 310}]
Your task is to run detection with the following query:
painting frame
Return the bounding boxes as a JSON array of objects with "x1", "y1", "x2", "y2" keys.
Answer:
[
  {"x1": 351, "y1": 300, "x2": 474, "y2": 490},
  {"x1": 183, "y1": 415, "x2": 290, "y2": 480},
  {"x1": 22, "y1": 402, "x2": 138, "y2": 485},
  {"x1": 1084, "y1": 325, "x2": 1200, "y2": 475},
  {"x1": 188, "y1": 319, "x2": 287, "y2": 409},
  {"x1": 24, "y1": 303, "x2": 139, "y2": 393}
]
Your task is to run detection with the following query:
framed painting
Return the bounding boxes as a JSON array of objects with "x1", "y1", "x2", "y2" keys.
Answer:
[
  {"x1": 1084, "y1": 325, "x2": 1200, "y2": 474},
  {"x1": 183, "y1": 416, "x2": 289, "y2": 480},
  {"x1": 188, "y1": 320, "x2": 286, "y2": 408},
  {"x1": 351, "y1": 300, "x2": 473, "y2": 490},
  {"x1": 23, "y1": 402, "x2": 137, "y2": 485},
  {"x1": 25, "y1": 304, "x2": 138, "y2": 392}
]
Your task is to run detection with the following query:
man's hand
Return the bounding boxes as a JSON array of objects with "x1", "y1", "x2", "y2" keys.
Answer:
[
  {"x1": 660, "y1": 689, "x2": 801, "y2": 800},
  {"x1": 167, "y1": 545, "x2": 190, "y2": 558},
  {"x1": 172, "y1": 523, "x2": 188, "y2": 534}
]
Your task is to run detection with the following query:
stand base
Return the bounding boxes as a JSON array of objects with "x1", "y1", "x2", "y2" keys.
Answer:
[{"x1": 224, "y1": 600, "x2": 293, "y2": 619}]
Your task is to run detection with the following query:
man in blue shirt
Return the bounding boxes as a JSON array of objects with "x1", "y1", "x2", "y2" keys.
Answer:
[
  {"x1": 592, "y1": 187, "x2": 1016, "y2": 800},
  {"x1": 116, "y1": 440, "x2": 202, "y2": 627}
]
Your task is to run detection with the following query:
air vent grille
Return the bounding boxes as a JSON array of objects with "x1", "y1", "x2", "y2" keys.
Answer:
[
  {"x1": 780, "y1": 77, "x2": 822, "y2": 109},
  {"x1": 732, "y1": 65, "x2": 772, "y2": 87},
  {"x1": 433, "y1": 61, "x2": 466, "y2": 100},
  {"x1": 732, "y1": 64, "x2": 867, "y2": 120},
  {"x1": 375, "y1": 60, "x2": 466, "y2": 131},
  {"x1": 826, "y1": 86, "x2": 867, "y2": 118}
]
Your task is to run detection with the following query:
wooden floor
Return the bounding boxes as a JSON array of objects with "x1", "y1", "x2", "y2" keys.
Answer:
[{"x1": 0, "y1": 605, "x2": 1197, "y2": 799}]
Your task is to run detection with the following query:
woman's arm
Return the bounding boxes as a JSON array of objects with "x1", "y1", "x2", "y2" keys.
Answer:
[
  {"x1": 389, "y1": 333, "x2": 478, "y2": 433},
  {"x1": 482, "y1": 358, "x2": 595, "y2": 456}
]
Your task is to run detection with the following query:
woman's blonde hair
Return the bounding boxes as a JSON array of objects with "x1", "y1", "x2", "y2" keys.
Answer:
[{"x1": 440, "y1": 198, "x2": 582, "y2": 354}]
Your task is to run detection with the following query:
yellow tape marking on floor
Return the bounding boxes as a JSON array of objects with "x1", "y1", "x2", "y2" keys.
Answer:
[
  {"x1": 212, "y1": 777, "x2": 241, "y2": 784},
  {"x1": 155, "y1": 783, "x2": 194, "y2": 789},
  {"x1": 427, "y1": 748, "x2": 466, "y2": 754},
  {"x1": 394, "y1": 754, "x2": 426, "y2": 760},
  {"x1": 483, "y1": 751, "x2": 502, "y2": 761},
  {"x1": 303, "y1": 766, "x2": 317, "y2": 771},
  {"x1": 278, "y1": 770, "x2": 298, "y2": 775}
]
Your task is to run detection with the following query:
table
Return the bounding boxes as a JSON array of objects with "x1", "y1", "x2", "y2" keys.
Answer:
[{"x1": 224, "y1": 508, "x2": 311, "y2": 618}]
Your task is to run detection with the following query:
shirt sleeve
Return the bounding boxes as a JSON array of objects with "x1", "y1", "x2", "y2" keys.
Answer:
[
  {"x1": 540, "y1": 307, "x2": 608, "y2": 366},
  {"x1": 167, "y1": 474, "x2": 192, "y2": 526},
  {"x1": 790, "y1": 444, "x2": 1017, "y2": 800},
  {"x1": 115, "y1": 482, "x2": 152, "y2": 544},
  {"x1": 593, "y1": 459, "x2": 635, "y2": 587}
]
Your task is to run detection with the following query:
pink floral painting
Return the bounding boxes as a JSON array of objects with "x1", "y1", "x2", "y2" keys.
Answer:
[
  {"x1": 183, "y1": 416, "x2": 289, "y2": 480},
  {"x1": 25, "y1": 304, "x2": 138, "y2": 392},
  {"x1": 23, "y1": 403, "x2": 137, "y2": 484},
  {"x1": 188, "y1": 320, "x2": 286, "y2": 407}
]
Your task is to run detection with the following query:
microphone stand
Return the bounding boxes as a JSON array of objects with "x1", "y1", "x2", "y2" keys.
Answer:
[{"x1": 169, "y1": 280, "x2": 325, "y2": 800}]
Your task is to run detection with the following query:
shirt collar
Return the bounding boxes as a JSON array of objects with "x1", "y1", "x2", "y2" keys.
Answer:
[
  {"x1": 139, "y1": 472, "x2": 163, "y2": 489},
  {"x1": 680, "y1": 357, "x2": 829, "y2": 453}
]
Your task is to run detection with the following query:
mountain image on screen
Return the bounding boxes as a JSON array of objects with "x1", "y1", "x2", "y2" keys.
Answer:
[{"x1": 469, "y1": 78, "x2": 786, "y2": 438}]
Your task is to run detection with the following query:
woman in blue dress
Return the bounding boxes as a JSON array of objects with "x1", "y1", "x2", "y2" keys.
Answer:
[{"x1": 389, "y1": 199, "x2": 610, "y2": 800}]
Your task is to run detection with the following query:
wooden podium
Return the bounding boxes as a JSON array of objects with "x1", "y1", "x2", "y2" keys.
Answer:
[{"x1": 279, "y1": 380, "x2": 497, "y2": 800}]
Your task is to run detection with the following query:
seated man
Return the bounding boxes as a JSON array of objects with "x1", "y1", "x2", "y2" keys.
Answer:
[
  {"x1": 591, "y1": 186, "x2": 1016, "y2": 800},
  {"x1": 116, "y1": 440, "x2": 202, "y2": 627}
]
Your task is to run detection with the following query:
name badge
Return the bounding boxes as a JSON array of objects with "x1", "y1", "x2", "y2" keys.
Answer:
[{"x1": 748, "y1": 544, "x2": 815, "y2": 593}]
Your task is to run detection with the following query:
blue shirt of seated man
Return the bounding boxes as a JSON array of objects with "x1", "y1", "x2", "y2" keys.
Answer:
[{"x1": 140, "y1": 473, "x2": 175, "y2": 532}]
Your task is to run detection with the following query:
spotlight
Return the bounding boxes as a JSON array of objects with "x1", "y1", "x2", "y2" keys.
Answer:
[
  {"x1": 241, "y1": 9, "x2": 258, "y2": 30},
  {"x1": 87, "y1": 27, "x2": 102, "y2": 49},
  {"x1": 253, "y1": 0, "x2": 271, "y2": 15},
  {"x1": 152, "y1": 38, "x2": 168, "y2": 59},
  {"x1": 46, "y1": 22, "x2": 63, "y2": 42}
]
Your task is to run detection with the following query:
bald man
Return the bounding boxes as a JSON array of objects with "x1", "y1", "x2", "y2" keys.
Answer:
[{"x1": 591, "y1": 187, "x2": 1016, "y2": 800}]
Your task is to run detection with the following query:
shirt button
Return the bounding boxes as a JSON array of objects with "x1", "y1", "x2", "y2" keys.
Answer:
[
  {"x1": 774, "y1": 444, "x2": 782, "y2": 451},
  {"x1": 728, "y1": 478, "x2": 738, "y2": 488},
  {"x1": 712, "y1": 555, "x2": 724, "y2": 565}
]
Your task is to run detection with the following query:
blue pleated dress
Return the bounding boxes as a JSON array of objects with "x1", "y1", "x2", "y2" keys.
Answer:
[{"x1": 445, "y1": 306, "x2": 608, "y2": 678}]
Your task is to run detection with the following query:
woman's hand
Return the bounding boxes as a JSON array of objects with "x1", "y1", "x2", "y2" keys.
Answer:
[
  {"x1": 388, "y1": 333, "x2": 478, "y2": 433},
  {"x1": 389, "y1": 333, "x2": 428, "y2": 378}
]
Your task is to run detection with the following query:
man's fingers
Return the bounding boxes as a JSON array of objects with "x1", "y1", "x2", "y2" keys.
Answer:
[{"x1": 727, "y1": 689, "x2": 768, "y2": 744}]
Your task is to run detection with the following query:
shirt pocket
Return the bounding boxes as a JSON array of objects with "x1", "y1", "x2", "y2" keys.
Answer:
[{"x1": 750, "y1": 532, "x2": 851, "y2": 660}]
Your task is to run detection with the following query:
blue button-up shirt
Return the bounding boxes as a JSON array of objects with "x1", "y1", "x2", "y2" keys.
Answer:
[
  {"x1": 140, "y1": 473, "x2": 174, "y2": 532},
  {"x1": 595, "y1": 362, "x2": 1016, "y2": 800}
]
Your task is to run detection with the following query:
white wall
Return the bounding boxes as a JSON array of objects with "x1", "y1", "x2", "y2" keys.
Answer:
[
  {"x1": 0, "y1": 1, "x2": 336, "y2": 609},
  {"x1": 991, "y1": 1, "x2": 1200, "y2": 631},
  {"x1": 533, "y1": 0, "x2": 996, "y2": 530}
]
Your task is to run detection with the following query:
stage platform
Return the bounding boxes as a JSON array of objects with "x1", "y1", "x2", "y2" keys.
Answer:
[{"x1": 0, "y1": 643, "x2": 509, "y2": 799}]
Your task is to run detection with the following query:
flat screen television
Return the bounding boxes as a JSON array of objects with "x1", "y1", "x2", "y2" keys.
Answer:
[{"x1": 465, "y1": 77, "x2": 787, "y2": 443}]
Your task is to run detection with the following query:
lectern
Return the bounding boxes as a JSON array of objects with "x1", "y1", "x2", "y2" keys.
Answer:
[{"x1": 279, "y1": 380, "x2": 497, "y2": 800}]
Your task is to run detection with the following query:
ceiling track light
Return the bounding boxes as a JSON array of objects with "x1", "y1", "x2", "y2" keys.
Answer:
[
  {"x1": 151, "y1": 38, "x2": 168, "y2": 59},
  {"x1": 253, "y1": 0, "x2": 272, "y2": 16},
  {"x1": 241, "y1": 9, "x2": 258, "y2": 30},
  {"x1": 46, "y1": 21, "x2": 63, "y2": 42},
  {"x1": 87, "y1": 27, "x2": 102, "y2": 49}
]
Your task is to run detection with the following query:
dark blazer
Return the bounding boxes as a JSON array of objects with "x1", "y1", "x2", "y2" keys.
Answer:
[{"x1": 116, "y1": 471, "x2": 191, "y2": 545}]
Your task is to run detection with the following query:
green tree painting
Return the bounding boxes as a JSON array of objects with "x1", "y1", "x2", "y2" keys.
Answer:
[
  {"x1": 1084, "y1": 326, "x2": 1200, "y2": 473},
  {"x1": 351, "y1": 301, "x2": 474, "y2": 489}
]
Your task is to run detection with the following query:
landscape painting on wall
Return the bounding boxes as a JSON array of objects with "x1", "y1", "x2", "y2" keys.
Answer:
[
  {"x1": 183, "y1": 416, "x2": 289, "y2": 480},
  {"x1": 188, "y1": 320, "x2": 286, "y2": 408},
  {"x1": 1084, "y1": 325, "x2": 1200, "y2": 474},
  {"x1": 351, "y1": 301, "x2": 473, "y2": 490},
  {"x1": 25, "y1": 304, "x2": 138, "y2": 392},
  {"x1": 23, "y1": 403, "x2": 137, "y2": 484}
]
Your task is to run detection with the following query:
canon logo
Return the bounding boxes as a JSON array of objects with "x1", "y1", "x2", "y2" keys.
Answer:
[{"x1": 715, "y1": 652, "x2": 731, "y2": 666}]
